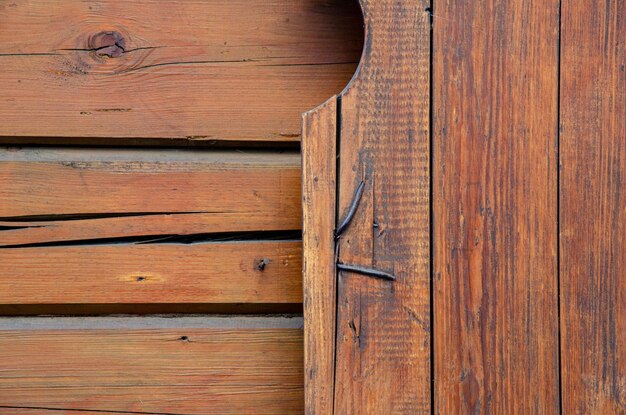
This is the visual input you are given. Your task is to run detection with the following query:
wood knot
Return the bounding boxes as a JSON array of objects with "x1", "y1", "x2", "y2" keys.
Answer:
[{"x1": 88, "y1": 31, "x2": 126, "y2": 58}]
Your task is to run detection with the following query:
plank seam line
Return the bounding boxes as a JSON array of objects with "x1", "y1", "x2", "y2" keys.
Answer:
[
  {"x1": 331, "y1": 94, "x2": 342, "y2": 415},
  {"x1": 427, "y1": 1, "x2": 435, "y2": 413},
  {"x1": 556, "y1": 0, "x2": 564, "y2": 413}
]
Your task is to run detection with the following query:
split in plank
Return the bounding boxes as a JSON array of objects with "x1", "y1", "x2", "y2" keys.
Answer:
[{"x1": 0, "y1": 147, "x2": 301, "y2": 245}]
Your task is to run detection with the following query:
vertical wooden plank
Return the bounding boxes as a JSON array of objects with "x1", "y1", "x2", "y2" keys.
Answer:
[
  {"x1": 560, "y1": 1, "x2": 625, "y2": 413},
  {"x1": 433, "y1": 0, "x2": 560, "y2": 413},
  {"x1": 302, "y1": 97, "x2": 337, "y2": 415},
  {"x1": 334, "y1": 0, "x2": 431, "y2": 412}
]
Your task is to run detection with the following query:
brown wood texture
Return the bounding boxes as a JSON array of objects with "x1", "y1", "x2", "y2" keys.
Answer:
[
  {"x1": 0, "y1": 316, "x2": 304, "y2": 414},
  {"x1": 560, "y1": 0, "x2": 626, "y2": 413},
  {"x1": 331, "y1": 0, "x2": 431, "y2": 412},
  {"x1": 302, "y1": 97, "x2": 337, "y2": 414},
  {"x1": 0, "y1": 0, "x2": 362, "y2": 143},
  {"x1": 0, "y1": 147, "x2": 301, "y2": 244},
  {"x1": 0, "y1": 242, "x2": 301, "y2": 305},
  {"x1": 433, "y1": 0, "x2": 561, "y2": 413},
  {"x1": 0, "y1": 147, "x2": 302, "y2": 307}
]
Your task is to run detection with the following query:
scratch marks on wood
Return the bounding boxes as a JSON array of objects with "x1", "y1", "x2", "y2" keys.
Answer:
[
  {"x1": 336, "y1": 263, "x2": 396, "y2": 281},
  {"x1": 335, "y1": 180, "x2": 365, "y2": 238}
]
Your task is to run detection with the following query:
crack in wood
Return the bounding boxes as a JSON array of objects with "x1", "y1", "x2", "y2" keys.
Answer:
[
  {"x1": 0, "y1": 405, "x2": 189, "y2": 415},
  {"x1": 0, "y1": 212, "x2": 212, "y2": 222},
  {"x1": 0, "y1": 230, "x2": 301, "y2": 249}
]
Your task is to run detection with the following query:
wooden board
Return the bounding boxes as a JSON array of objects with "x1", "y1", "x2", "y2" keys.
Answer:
[
  {"x1": 0, "y1": 241, "x2": 302, "y2": 306},
  {"x1": 302, "y1": 97, "x2": 337, "y2": 414},
  {"x1": 0, "y1": 147, "x2": 301, "y2": 245},
  {"x1": 432, "y1": 0, "x2": 561, "y2": 413},
  {"x1": 560, "y1": 0, "x2": 625, "y2": 413},
  {"x1": 0, "y1": 147, "x2": 302, "y2": 308},
  {"x1": 331, "y1": 0, "x2": 431, "y2": 412},
  {"x1": 0, "y1": 0, "x2": 363, "y2": 143},
  {"x1": 0, "y1": 316, "x2": 304, "y2": 414}
]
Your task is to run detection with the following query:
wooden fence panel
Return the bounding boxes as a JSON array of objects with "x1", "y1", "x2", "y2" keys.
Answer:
[
  {"x1": 433, "y1": 0, "x2": 561, "y2": 413},
  {"x1": 560, "y1": 0, "x2": 625, "y2": 413},
  {"x1": 333, "y1": 0, "x2": 431, "y2": 413}
]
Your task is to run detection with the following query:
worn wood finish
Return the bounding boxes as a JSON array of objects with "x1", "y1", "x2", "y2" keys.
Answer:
[
  {"x1": 433, "y1": 1, "x2": 560, "y2": 413},
  {"x1": 0, "y1": 241, "x2": 301, "y2": 305},
  {"x1": 302, "y1": 97, "x2": 337, "y2": 415},
  {"x1": 0, "y1": 148, "x2": 300, "y2": 245},
  {"x1": 560, "y1": 0, "x2": 625, "y2": 413},
  {"x1": 330, "y1": 0, "x2": 431, "y2": 413},
  {"x1": 0, "y1": 0, "x2": 362, "y2": 143},
  {"x1": 0, "y1": 316, "x2": 304, "y2": 414}
]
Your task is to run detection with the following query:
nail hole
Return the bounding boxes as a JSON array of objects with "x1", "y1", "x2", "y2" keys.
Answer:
[{"x1": 257, "y1": 258, "x2": 271, "y2": 271}]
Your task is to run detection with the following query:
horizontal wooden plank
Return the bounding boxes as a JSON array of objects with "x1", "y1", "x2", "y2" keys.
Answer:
[
  {"x1": 0, "y1": 316, "x2": 303, "y2": 414},
  {"x1": 0, "y1": 147, "x2": 301, "y2": 245},
  {"x1": 0, "y1": 241, "x2": 302, "y2": 305},
  {"x1": 0, "y1": 0, "x2": 363, "y2": 142}
]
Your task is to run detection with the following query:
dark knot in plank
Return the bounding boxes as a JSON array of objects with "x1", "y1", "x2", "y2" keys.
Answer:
[{"x1": 88, "y1": 31, "x2": 126, "y2": 58}]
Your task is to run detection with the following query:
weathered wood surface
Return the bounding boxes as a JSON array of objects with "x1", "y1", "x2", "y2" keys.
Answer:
[
  {"x1": 560, "y1": 0, "x2": 625, "y2": 413},
  {"x1": 302, "y1": 97, "x2": 337, "y2": 414},
  {"x1": 0, "y1": 0, "x2": 362, "y2": 143},
  {"x1": 433, "y1": 1, "x2": 561, "y2": 413},
  {"x1": 0, "y1": 241, "x2": 301, "y2": 306},
  {"x1": 0, "y1": 316, "x2": 304, "y2": 414},
  {"x1": 329, "y1": 0, "x2": 431, "y2": 413},
  {"x1": 0, "y1": 147, "x2": 301, "y2": 245},
  {"x1": 0, "y1": 147, "x2": 302, "y2": 308}
]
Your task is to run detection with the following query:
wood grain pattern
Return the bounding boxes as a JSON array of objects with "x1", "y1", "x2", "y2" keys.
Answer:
[
  {"x1": 332, "y1": 0, "x2": 431, "y2": 412},
  {"x1": 0, "y1": 147, "x2": 301, "y2": 245},
  {"x1": 433, "y1": 0, "x2": 560, "y2": 413},
  {"x1": 0, "y1": 0, "x2": 362, "y2": 143},
  {"x1": 560, "y1": 0, "x2": 625, "y2": 413},
  {"x1": 0, "y1": 317, "x2": 304, "y2": 414},
  {"x1": 302, "y1": 97, "x2": 337, "y2": 415},
  {"x1": 0, "y1": 241, "x2": 301, "y2": 305}
]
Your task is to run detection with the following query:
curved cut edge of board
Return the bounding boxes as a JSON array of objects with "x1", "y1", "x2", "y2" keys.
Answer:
[{"x1": 302, "y1": 0, "x2": 432, "y2": 413}]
